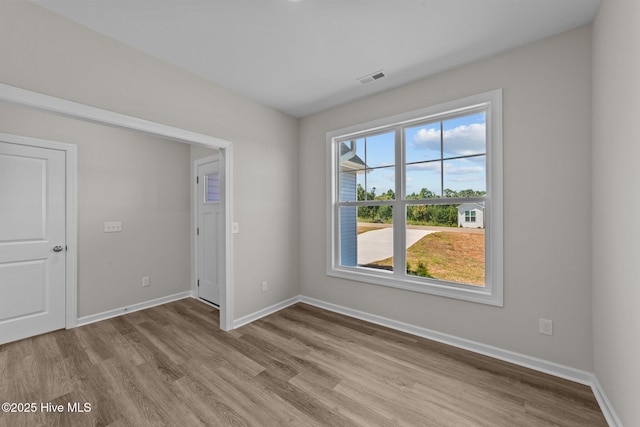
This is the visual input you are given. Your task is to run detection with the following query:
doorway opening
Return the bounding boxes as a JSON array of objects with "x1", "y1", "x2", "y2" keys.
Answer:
[{"x1": 0, "y1": 83, "x2": 235, "y2": 331}]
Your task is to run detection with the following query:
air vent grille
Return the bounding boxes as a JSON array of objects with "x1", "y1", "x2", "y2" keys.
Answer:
[{"x1": 358, "y1": 70, "x2": 386, "y2": 84}]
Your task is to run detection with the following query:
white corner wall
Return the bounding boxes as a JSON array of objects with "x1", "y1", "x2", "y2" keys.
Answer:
[
  {"x1": 300, "y1": 26, "x2": 594, "y2": 370},
  {"x1": 592, "y1": 0, "x2": 640, "y2": 425},
  {"x1": 0, "y1": 2, "x2": 300, "y2": 320}
]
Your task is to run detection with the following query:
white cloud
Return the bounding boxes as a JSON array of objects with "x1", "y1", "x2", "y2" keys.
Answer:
[
  {"x1": 406, "y1": 162, "x2": 440, "y2": 172},
  {"x1": 444, "y1": 164, "x2": 484, "y2": 175},
  {"x1": 414, "y1": 128, "x2": 440, "y2": 146},
  {"x1": 412, "y1": 123, "x2": 485, "y2": 156}
]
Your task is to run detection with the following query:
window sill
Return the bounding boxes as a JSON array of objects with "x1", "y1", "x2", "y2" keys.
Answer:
[{"x1": 327, "y1": 267, "x2": 503, "y2": 307}]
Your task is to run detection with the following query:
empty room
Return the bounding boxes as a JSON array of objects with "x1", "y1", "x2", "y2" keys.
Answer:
[{"x1": 0, "y1": 1, "x2": 638, "y2": 426}]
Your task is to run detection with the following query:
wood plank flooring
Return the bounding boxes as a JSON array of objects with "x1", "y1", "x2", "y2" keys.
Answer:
[{"x1": 0, "y1": 299, "x2": 607, "y2": 426}]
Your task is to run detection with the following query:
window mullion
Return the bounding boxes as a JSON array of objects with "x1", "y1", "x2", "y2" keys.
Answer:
[
  {"x1": 363, "y1": 136, "x2": 368, "y2": 200},
  {"x1": 440, "y1": 120, "x2": 444, "y2": 197},
  {"x1": 393, "y1": 126, "x2": 405, "y2": 278}
]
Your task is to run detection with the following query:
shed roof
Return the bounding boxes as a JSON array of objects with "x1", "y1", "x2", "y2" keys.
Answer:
[{"x1": 457, "y1": 202, "x2": 485, "y2": 211}]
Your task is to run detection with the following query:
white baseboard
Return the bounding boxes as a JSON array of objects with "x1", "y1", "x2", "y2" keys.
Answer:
[
  {"x1": 299, "y1": 296, "x2": 623, "y2": 426},
  {"x1": 76, "y1": 291, "x2": 193, "y2": 327},
  {"x1": 75, "y1": 292, "x2": 621, "y2": 426},
  {"x1": 232, "y1": 296, "x2": 300, "y2": 329},
  {"x1": 591, "y1": 377, "x2": 623, "y2": 427},
  {"x1": 300, "y1": 296, "x2": 594, "y2": 385}
]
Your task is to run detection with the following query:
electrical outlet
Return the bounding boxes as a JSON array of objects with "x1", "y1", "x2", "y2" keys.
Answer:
[
  {"x1": 142, "y1": 276, "x2": 150, "y2": 288},
  {"x1": 261, "y1": 281, "x2": 268, "y2": 292},
  {"x1": 539, "y1": 318, "x2": 553, "y2": 336},
  {"x1": 104, "y1": 221, "x2": 122, "y2": 233}
]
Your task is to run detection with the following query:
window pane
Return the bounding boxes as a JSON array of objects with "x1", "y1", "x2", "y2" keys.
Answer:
[
  {"x1": 442, "y1": 112, "x2": 486, "y2": 159},
  {"x1": 342, "y1": 132, "x2": 395, "y2": 201},
  {"x1": 340, "y1": 140, "x2": 365, "y2": 173},
  {"x1": 355, "y1": 137, "x2": 366, "y2": 165},
  {"x1": 339, "y1": 205, "x2": 358, "y2": 266},
  {"x1": 405, "y1": 122, "x2": 441, "y2": 163},
  {"x1": 205, "y1": 173, "x2": 220, "y2": 202},
  {"x1": 339, "y1": 206, "x2": 394, "y2": 271},
  {"x1": 365, "y1": 131, "x2": 395, "y2": 168},
  {"x1": 406, "y1": 205, "x2": 485, "y2": 286},
  {"x1": 406, "y1": 161, "x2": 441, "y2": 198},
  {"x1": 443, "y1": 156, "x2": 486, "y2": 195},
  {"x1": 366, "y1": 166, "x2": 395, "y2": 199},
  {"x1": 356, "y1": 168, "x2": 396, "y2": 201},
  {"x1": 357, "y1": 207, "x2": 393, "y2": 271},
  {"x1": 339, "y1": 171, "x2": 358, "y2": 202}
]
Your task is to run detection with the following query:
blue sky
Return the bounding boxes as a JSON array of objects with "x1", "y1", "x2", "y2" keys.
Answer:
[{"x1": 348, "y1": 112, "x2": 486, "y2": 198}]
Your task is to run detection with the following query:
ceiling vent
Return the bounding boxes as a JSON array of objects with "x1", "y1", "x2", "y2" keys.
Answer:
[{"x1": 358, "y1": 70, "x2": 386, "y2": 84}]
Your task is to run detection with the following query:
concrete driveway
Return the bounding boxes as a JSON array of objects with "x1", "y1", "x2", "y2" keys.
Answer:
[{"x1": 357, "y1": 228, "x2": 437, "y2": 265}]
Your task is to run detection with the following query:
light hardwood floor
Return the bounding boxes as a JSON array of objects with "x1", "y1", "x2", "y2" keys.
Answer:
[{"x1": 0, "y1": 298, "x2": 607, "y2": 426}]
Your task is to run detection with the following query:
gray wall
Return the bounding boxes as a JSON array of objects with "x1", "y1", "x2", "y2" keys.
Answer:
[
  {"x1": 299, "y1": 26, "x2": 593, "y2": 370},
  {"x1": 592, "y1": 0, "x2": 640, "y2": 425},
  {"x1": 0, "y1": 2, "x2": 300, "y2": 319}
]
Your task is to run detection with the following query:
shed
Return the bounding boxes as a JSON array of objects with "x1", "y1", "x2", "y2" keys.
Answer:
[{"x1": 457, "y1": 203, "x2": 485, "y2": 228}]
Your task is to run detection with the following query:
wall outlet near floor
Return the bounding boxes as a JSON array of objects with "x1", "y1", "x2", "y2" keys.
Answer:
[
  {"x1": 142, "y1": 276, "x2": 150, "y2": 288},
  {"x1": 261, "y1": 281, "x2": 268, "y2": 292},
  {"x1": 539, "y1": 318, "x2": 553, "y2": 336}
]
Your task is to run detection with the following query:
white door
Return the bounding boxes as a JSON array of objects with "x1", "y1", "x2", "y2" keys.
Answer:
[
  {"x1": 0, "y1": 141, "x2": 66, "y2": 344},
  {"x1": 197, "y1": 159, "x2": 222, "y2": 306}
]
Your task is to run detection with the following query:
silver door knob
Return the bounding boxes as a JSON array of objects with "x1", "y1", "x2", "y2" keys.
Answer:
[{"x1": 53, "y1": 246, "x2": 64, "y2": 252}]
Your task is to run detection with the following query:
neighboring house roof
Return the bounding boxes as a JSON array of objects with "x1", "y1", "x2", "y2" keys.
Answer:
[{"x1": 340, "y1": 142, "x2": 366, "y2": 172}]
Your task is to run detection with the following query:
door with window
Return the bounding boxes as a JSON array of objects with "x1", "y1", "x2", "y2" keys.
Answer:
[
  {"x1": 196, "y1": 158, "x2": 222, "y2": 306},
  {"x1": 0, "y1": 140, "x2": 66, "y2": 344}
]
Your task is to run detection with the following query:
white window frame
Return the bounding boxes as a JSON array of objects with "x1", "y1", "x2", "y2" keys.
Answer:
[{"x1": 326, "y1": 89, "x2": 503, "y2": 306}]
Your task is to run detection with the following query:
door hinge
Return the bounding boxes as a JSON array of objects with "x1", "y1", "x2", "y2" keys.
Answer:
[
  {"x1": 196, "y1": 176, "x2": 199, "y2": 184},
  {"x1": 197, "y1": 227, "x2": 199, "y2": 236},
  {"x1": 197, "y1": 279, "x2": 200, "y2": 287}
]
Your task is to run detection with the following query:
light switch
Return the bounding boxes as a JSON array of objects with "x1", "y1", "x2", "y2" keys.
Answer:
[
  {"x1": 104, "y1": 221, "x2": 122, "y2": 233},
  {"x1": 232, "y1": 222, "x2": 239, "y2": 234}
]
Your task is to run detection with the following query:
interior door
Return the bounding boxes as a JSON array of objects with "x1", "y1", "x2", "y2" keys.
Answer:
[
  {"x1": 0, "y1": 141, "x2": 66, "y2": 344},
  {"x1": 197, "y1": 159, "x2": 221, "y2": 306}
]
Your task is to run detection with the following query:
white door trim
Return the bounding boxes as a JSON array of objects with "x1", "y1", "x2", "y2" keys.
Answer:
[
  {"x1": 0, "y1": 132, "x2": 78, "y2": 329},
  {"x1": 0, "y1": 83, "x2": 235, "y2": 331}
]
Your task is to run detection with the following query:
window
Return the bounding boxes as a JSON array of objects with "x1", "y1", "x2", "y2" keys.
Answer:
[
  {"x1": 205, "y1": 172, "x2": 220, "y2": 203},
  {"x1": 327, "y1": 90, "x2": 503, "y2": 306},
  {"x1": 465, "y1": 210, "x2": 476, "y2": 223}
]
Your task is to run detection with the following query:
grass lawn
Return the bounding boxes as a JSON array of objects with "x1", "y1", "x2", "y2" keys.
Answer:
[{"x1": 371, "y1": 231, "x2": 485, "y2": 286}]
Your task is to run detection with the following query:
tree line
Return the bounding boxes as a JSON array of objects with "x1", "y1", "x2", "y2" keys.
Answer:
[{"x1": 357, "y1": 184, "x2": 485, "y2": 227}]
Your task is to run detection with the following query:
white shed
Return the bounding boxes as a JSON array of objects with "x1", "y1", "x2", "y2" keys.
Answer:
[{"x1": 457, "y1": 203, "x2": 485, "y2": 228}]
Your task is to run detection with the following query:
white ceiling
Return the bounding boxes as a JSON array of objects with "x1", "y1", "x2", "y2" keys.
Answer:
[{"x1": 32, "y1": 0, "x2": 601, "y2": 118}]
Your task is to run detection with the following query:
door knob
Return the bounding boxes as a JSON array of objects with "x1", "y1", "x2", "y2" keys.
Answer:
[{"x1": 53, "y1": 246, "x2": 64, "y2": 252}]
